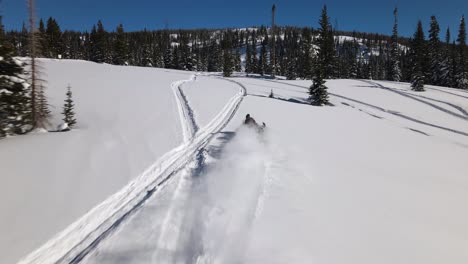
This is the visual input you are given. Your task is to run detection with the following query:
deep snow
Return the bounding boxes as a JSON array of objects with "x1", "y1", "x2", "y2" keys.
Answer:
[
  {"x1": 0, "y1": 60, "x2": 238, "y2": 264},
  {"x1": 3, "y1": 59, "x2": 468, "y2": 263},
  {"x1": 82, "y1": 77, "x2": 468, "y2": 264}
]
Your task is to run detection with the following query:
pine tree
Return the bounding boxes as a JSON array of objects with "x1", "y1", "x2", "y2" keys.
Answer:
[
  {"x1": 251, "y1": 37, "x2": 258, "y2": 74},
  {"x1": 38, "y1": 19, "x2": 48, "y2": 57},
  {"x1": 309, "y1": 5, "x2": 332, "y2": 106},
  {"x1": 245, "y1": 38, "x2": 253, "y2": 73},
  {"x1": 389, "y1": 7, "x2": 402, "y2": 82},
  {"x1": 163, "y1": 46, "x2": 173, "y2": 69},
  {"x1": 36, "y1": 83, "x2": 50, "y2": 120},
  {"x1": 316, "y1": 5, "x2": 336, "y2": 79},
  {"x1": 0, "y1": 29, "x2": 32, "y2": 137},
  {"x1": 90, "y1": 20, "x2": 109, "y2": 63},
  {"x1": 285, "y1": 55, "x2": 297, "y2": 80},
  {"x1": 62, "y1": 85, "x2": 76, "y2": 128},
  {"x1": 234, "y1": 48, "x2": 241, "y2": 72},
  {"x1": 309, "y1": 68, "x2": 329, "y2": 106},
  {"x1": 410, "y1": 21, "x2": 426, "y2": 91},
  {"x1": 222, "y1": 47, "x2": 233, "y2": 77},
  {"x1": 428, "y1": 16, "x2": 442, "y2": 85},
  {"x1": 455, "y1": 15, "x2": 468, "y2": 89},
  {"x1": 46, "y1": 17, "x2": 64, "y2": 58},
  {"x1": 440, "y1": 27, "x2": 452, "y2": 86},
  {"x1": 258, "y1": 38, "x2": 268, "y2": 76},
  {"x1": 113, "y1": 24, "x2": 128, "y2": 65}
]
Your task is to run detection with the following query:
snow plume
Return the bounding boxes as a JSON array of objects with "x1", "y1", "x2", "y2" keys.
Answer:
[{"x1": 155, "y1": 127, "x2": 272, "y2": 264}]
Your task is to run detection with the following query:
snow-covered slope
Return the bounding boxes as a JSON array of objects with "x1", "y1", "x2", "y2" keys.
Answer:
[
  {"x1": 78, "y1": 76, "x2": 468, "y2": 264},
  {"x1": 0, "y1": 60, "x2": 243, "y2": 264},
  {"x1": 3, "y1": 58, "x2": 468, "y2": 263}
]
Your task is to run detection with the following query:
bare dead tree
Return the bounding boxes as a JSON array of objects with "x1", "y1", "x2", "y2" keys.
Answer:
[{"x1": 28, "y1": 0, "x2": 49, "y2": 129}]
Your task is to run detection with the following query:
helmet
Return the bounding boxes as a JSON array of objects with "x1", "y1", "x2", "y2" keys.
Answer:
[{"x1": 246, "y1": 114, "x2": 250, "y2": 119}]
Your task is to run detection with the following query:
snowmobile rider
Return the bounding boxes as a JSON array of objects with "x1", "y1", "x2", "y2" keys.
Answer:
[
  {"x1": 244, "y1": 114, "x2": 266, "y2": 132},
  {"x1": 244, "y1": 114, "x2": 258, "y2": 127}
]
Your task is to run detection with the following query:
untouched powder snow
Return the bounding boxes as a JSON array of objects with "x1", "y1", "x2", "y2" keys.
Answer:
[
  {"x1": 80, "y1": 77, "x2": 468, "y2": 264},
  {"x1": 0, "y1": 59, "x2": 197, "y2": 264}
]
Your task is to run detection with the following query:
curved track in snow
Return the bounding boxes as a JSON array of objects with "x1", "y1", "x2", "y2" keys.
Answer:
[{"x1": 18, "y1": 76, "x2": 246, "y2": 264}]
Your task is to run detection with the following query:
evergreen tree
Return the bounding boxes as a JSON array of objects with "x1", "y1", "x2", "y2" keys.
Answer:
[
  {"x1": 0, "y1": 27, "x2": 31, "y2": 137},
  {"x1": 163, "y1": 46, "x2": 173, "y2": 69},
  {"x1": 90, "y1": 20, "x2": 109, "y2": 63},
  {"x1": 317, "y1": 5, "x2": 336, "y2": 78},
  {"x1": 428, "y1": 16, "x2": 442, "y2": 85},
  {"x1": 36, "y1": 83, "x2": 50, "y2": 120},
  {"x1": 46, "y1": 17, "x2": 64, "y2": 58},
  {"x1": 234, "y1": 48, "x2": 241, "y2": 72},
  {"x1": 207, "y1": 39, "x2": 221, "y2": 72},
  {"x1": 222, "y1": 33, "x2": 233, "y2": 77},
  {"x1": 251, "y1": 37, "x2": 258, "y2": 74},
  {"x1": 456, "y1": 15, "x2": 468, "y2": 89},
  {"x1": 410, "y1": 21, "x2": 426, "y2": 91},
  {"x1": 171, "y1": 45, "x2": 181, "y2": 69},
  {"x1": 245, "y1": 39, "x2": 253, "y2": 73},
  {"x1": 440, "y1": 27, "x2": 452, "y2": 86},
  {"x1": 258, "y1": 38, "x2": 268, "y2": 76},
  {"x1": 38, "y1": 19, "x2": 48, "y2": 57},
  {"x1": 389, "y1": 7, "x2": 402, "y2": 82},
  {"x1": 62, "y1": 85, "x2": 77, "y2": 128},
  {"x1": 309, "y1": 5, "x2": 332, "y2": 106},
  {"x1": 113, "y1": 24, "x2": 129, "y2": 65}
]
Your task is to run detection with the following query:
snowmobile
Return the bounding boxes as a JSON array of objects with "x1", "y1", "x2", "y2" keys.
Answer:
[{"x1": 244, "y1": 114, "x2": 266, "y2": 134}]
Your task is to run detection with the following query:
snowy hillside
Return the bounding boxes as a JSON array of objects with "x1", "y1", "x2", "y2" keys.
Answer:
[
  {"x1": 78, "y1": 76, "x2": 468, "y2": 264},
  {"x1": 0, "y1": 59, "x2": 240, "y2": 263},
  {"x1": 3, "y1": 59, "x2": 468, "y2": 263}
]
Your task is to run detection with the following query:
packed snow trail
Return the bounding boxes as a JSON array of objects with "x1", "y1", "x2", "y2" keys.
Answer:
[
  {"x1": 18, "y1": 76, "x2": 245, "y2": 264},
  {"x1": 172, "y1": 76, "x2": 200, "y2": 142}
]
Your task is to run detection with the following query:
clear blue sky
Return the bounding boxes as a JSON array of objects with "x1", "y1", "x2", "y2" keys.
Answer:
[{"x1": 2, "y1": 0, "x2": 467, "y2": 38}]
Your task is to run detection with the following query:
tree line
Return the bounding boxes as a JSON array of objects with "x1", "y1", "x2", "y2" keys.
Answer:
[
  {"x1": 4, "y1": 13, "x2": 466, "y2": 91},
  {"x1": 1, "y1": 6, "x2": 467, "y2": 138}
]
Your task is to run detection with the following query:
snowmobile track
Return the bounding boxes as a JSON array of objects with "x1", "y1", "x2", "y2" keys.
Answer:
[{"x1": 18, "y1": 76, "x2": 246, "y2": 264}]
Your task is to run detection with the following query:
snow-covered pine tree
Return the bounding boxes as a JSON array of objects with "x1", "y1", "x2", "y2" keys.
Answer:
[
  {"x1": 428, "y1": 16, "x2": 442, "y2": 85},
  {"x1": 309, "y1": 5, "x2": 332, "y2": 106},
  {"x1": 410, "y1": 21, "x2": 426, "y2": 91},
  {"x1": 389, "y1": 7, "x2": 402, "y2": 82},
  {"x1": 62, "y1": 85, "x2": 76, "y2": 128},
  {"x1": 455, "y1": 15, "x2": 468, "y2": 89},
  {"x1": 309, "y1": 68, "x2": 329, "y2": 106},
  {"x1": 0, "y1": 28, "x2": 31, "y2": 137}
]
